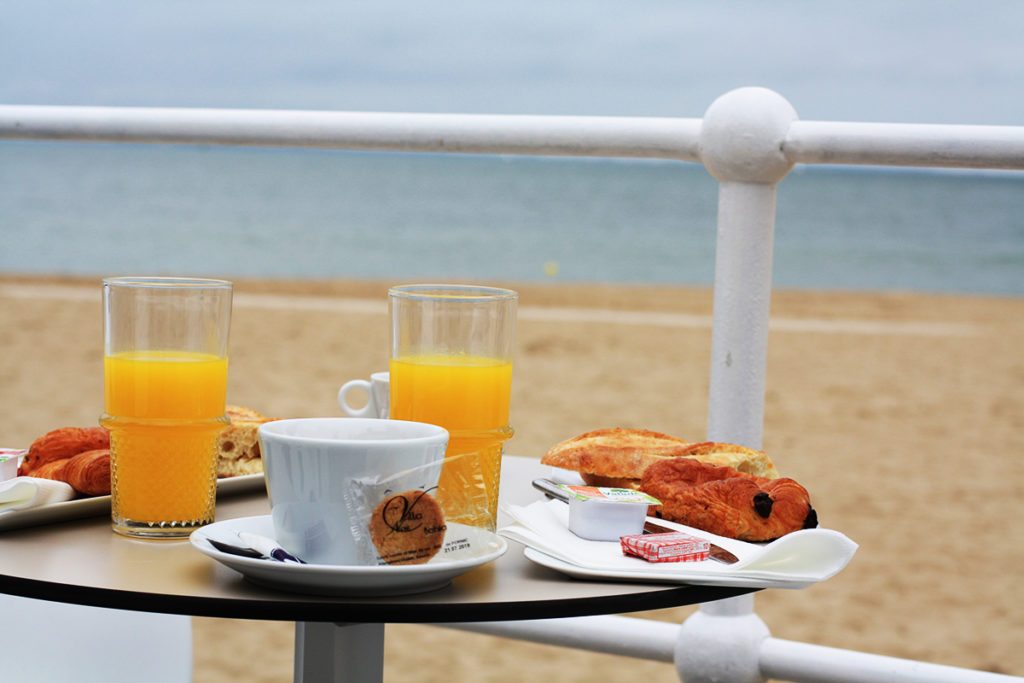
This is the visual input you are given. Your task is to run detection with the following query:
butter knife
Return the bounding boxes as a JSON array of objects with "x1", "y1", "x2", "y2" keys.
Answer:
[{"x1": 532, "y1": 478, "x2": 739, "y2": 565}]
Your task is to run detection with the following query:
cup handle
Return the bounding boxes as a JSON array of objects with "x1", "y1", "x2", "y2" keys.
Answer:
[{"x1": 338, "y1": 380, "x2": 377, "y2": 417}]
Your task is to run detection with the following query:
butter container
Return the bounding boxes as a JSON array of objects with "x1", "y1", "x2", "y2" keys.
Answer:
[
  {"x1": 561, "y1": 485, "x2": 660, "y2": 541},
  {"x1": 1, "y1": 448, "x2": 26, "y2": 481}
]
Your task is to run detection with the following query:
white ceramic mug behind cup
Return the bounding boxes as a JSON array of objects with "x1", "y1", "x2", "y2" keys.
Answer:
[
  {"x1": 258, "y1": 417, "x2": 448, "y2": 565},
  {"x1": 337, "y1": 371, "x2": 390, "y2": 419}
]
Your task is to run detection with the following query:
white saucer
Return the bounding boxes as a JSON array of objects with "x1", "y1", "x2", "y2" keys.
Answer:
[{"x1": 191, "y1": 515, "x2": 507, "y2": 596}]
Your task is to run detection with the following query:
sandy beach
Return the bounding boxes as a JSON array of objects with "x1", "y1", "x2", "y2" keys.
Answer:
[{"x1": 1, "y1": 275, "x2": 1021, "y2": 681}]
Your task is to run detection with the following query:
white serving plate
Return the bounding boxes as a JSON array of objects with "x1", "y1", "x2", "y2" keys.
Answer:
[
  {"x1": 523, "y1": 547, "x2": 816, "y2": 590},
  {"x1": 191, "y1": 515, "x2": 507, "y2": 596}
]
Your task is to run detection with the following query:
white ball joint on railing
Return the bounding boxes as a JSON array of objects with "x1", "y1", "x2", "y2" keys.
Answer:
[{"x1": 699, "y1": 86, "x2": 798, "y2": 185}]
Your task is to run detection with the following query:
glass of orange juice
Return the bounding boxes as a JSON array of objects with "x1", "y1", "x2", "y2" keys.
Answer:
[
  {"x1": 101, "y1": 277, "x2": 232, "y2": 538},
  {"x1": 388, "y1": 284, "x2": 517, "y2": 532}
]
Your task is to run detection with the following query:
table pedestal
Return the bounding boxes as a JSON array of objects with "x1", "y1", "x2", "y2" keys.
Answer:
[{"x1": 295, "y1": 622, "x2": 385, "y2": 682}]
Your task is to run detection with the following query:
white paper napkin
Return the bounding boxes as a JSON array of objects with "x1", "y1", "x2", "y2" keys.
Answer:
[
  {"x1": 500, "y1": 499, "x2": 857, "y2": 587},
  {"x1": 0, "y1": 477, "x2": 76, "y2": 513}
]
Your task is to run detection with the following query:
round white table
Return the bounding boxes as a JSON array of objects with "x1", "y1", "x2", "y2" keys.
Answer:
[{"x1": 0, "y1": 456, "x2": 755, "y2": 681}]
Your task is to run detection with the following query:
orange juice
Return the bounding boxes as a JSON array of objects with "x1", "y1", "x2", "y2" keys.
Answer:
[
  {"x1": 389, "y1": 354, "x2": 513, "y2": 528},
  {"x1": 102, "y1": 350, "x2": 228, "y2": 531}
]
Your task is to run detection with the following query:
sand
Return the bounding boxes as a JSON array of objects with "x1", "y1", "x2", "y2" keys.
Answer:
[{"x1": 1, "y1": 275, "x2": 1021, "y2": 681}]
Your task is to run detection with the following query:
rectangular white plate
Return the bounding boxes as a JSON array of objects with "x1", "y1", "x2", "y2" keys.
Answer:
[{"x1": 0, "y1": 474, "x2": 265, "y2": 532}]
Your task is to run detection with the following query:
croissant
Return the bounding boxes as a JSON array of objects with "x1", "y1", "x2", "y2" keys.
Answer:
[
  {"x1": 29, "y1": 458, "x2": 71, "y2": 482},
  {"x1": 641, "y1": 458, "x2": 817, "y2": 541},
  {"x1": 62, "y1": 449, "x2": 111, "y2": 496},
  {"x1": 19, "y1": 426, "x2": 110, "y2": 476}
]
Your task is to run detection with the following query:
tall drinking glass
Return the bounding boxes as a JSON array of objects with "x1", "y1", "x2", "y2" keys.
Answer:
[
  {"x1": 101, "y1": 277, "x2": 232, "y2": 538},
  {"x1": 389, "y1": 284, "x2": 517, "y2": 531}
]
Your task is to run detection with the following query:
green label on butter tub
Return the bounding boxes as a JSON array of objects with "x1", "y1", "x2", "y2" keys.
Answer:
[{"x1": 558, "y1": 484, "x2": 660, "y2": 505}]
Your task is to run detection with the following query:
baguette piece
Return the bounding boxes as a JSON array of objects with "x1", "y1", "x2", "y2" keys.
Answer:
[
  {"x1": 216, "y1": 405, "x2": 276, "y2": 478},
  {"x1": 541, "y1": 428, "x2": 691, "y2": 488},
  {"x1": 675, "y1": 442, "x2": 780, "y2": 479},
  {"x1": 541, "y1": 429, "x2": 780, "y2": 489}
]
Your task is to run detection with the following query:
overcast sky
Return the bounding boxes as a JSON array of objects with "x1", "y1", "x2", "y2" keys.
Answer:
[{"x1": 3, "y1": 1, "x2": 1023, "y2": 125}]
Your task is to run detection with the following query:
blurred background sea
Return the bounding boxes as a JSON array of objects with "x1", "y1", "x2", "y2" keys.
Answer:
[
  {"x1": 4, "y1": 1, "x2": 1024, "y2": 297},
  {"x1": 1, "y1": 140, "x2": 1022, "y2": 296}
]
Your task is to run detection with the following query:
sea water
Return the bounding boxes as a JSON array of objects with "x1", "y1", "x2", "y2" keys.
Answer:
[{"x1": 1, "y1": 141, "x2": 1022, "y2": 296}]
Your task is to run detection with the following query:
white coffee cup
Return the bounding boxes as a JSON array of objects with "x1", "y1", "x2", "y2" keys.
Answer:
[
  {"x1": 337, "y1": 371, "x2": 390, "y2": 419},
  {"x1": 258, "y1": 417, "x2": 448, "y2": 565}
]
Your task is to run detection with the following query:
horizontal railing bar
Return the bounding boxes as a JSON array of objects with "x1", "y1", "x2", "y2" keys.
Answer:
[
  {"x1": 759, "y1": 636, "x2": 1024, "y2": 683},
  {"x1": 0, "y1": 105, "x2": 702, "y2": 161},
  {"x1": 4, "y1": 104, "x2": 1024, "y2": 171},
  {"x1": 786, "y1": 120, "x2": 1024, "y2": 170},
  {"x1": 443, "y1": 616, "x2": 676, "y2": 663},
  {"x1": 444, "y1": 618, "x2": 1024, "y2": 682}
]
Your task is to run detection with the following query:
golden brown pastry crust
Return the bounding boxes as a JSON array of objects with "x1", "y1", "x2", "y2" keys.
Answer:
[
  {"x1": 675, "y1": 442, "x2": 780, "y2": 479},
  {"x1": 61, "y1": 448, "x2": 111, "y2": 496},
  {"x1": 541, "y1": 428, "x2": 690, "y2": 482},
  {"x1": 30, "y1": 458, "x2": 70, "y2": 482},
  {"x1": 541, "y1": 429, "x2": 780, "y2": 490},
  {"x1": 216, "y1": 405, "x2": 276, "y2": 478},
  {"x1": 640, "y1": 458, "x2": 816, "y2": 541},
  {"x1": 19, "y1": 426, "x2": 110, "y2": 476}
]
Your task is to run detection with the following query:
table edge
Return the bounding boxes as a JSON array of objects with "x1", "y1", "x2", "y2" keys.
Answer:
[{"x1": 0, "y1": 572, "x2": 756, "y2": 623}]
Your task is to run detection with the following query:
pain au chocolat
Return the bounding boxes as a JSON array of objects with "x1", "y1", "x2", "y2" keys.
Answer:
[{"x1": 641, "y1": 458, "x2": 817, "y2": 541}]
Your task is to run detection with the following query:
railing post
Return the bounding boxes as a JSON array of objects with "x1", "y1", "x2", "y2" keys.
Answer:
[{"x1": 674, "y1": 87, "x2": 797, "y2": 682}]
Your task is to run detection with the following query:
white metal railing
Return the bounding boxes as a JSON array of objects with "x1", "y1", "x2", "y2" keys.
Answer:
[
  {"x1": 2, "y1": 88, "x2": 1022, "y2": 683},
  {"x1": 4, "y1": 100, "x2": 1024, "y2": 168}
]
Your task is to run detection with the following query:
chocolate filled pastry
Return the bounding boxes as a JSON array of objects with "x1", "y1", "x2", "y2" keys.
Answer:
[
  {"x1": 61, "y1": 448, "x2": 112, "y2": 496},
  {"x1": 19, "y1": 426, "x2": 110, "y2": 476},
  {"x1": 641, "y1": 458, "x2": 817, "y2": 541}
]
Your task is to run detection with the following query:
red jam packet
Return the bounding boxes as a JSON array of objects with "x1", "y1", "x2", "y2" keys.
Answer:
[{"x1": 621, "y1": 532, "x2": 710, "y2": 563}]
